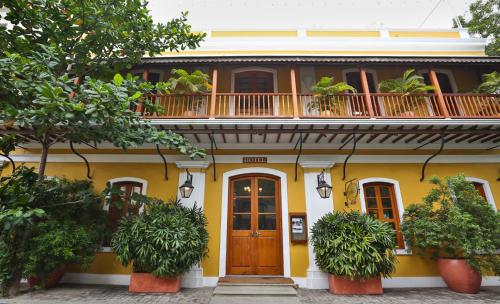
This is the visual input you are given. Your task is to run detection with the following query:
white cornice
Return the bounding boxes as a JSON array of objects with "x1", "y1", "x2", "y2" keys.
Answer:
[
  {"x1": 3, "y1": 154, "x2": 499, "y2": 164},
  {"x1": 175, "y1": 161, "x2": 210, "y2": 169},
  {"x1": 299, "y1": 160, "x2": 336, "y2": 168}
]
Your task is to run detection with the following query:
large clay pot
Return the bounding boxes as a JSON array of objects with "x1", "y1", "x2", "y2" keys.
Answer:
[
  {"x1": 129, "y1": 273, "x2": 181, "y2": 293},
  {"x1": 437, "y1": 258, "x2": 482, "y2": 294},
  {"x1": 328, "y1": 274, "x2": 382, "y2": 295},
  {"x1": 27, "y1": 267, "x2": 65, "y2": 289}
]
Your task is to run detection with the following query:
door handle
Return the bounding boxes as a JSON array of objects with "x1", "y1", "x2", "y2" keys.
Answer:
[{"x1": 255, "y1": 231, "x2": 261, "y2": 237}]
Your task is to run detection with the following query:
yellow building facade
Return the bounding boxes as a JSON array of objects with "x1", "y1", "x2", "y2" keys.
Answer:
[{"x1": 1, "y1": 28, "x2": 499, "y2": 288}]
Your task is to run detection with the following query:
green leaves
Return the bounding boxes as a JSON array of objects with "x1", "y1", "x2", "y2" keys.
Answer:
[
  {"x1": 113, "y1": 74, "x2": 124, "y2": 86},
  {"x1": 401, "y1": 174, "x2": 500, "y2": 275},
  {"x1": 477, "y1": 71, "x2": 500, "y2": 93},
  {"x1": 111, "y1": 199, "x2": 209, "y2": 277},
  {"x1": 311, "y1": 211, "x2": 397, "y2": 279},
  {"x1": 378, "y1": 69, "x2": 435, "y2": 94}
]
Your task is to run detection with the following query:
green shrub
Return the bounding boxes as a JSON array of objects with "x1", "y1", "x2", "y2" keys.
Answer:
[
  {"x1": 311, "y1": 211, "x2": 397, "y2": 279},
  {"x1": 401, "y1": 175, "x2": 500, "y2": 275},
  {"x1": 111, "y1": 199, "x2": 208, "y2": 277},
  {"x1": 0, "y1": 166, "x2": 107, "y2": 295}
]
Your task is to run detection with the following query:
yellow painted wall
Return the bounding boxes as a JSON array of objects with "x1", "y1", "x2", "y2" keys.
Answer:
[
  {"x1": 2, "y1": 158, "x2": 498, "y2": 278},
  {"x1": 389, "y1": 31, "x2": 461, "y2": 39}
]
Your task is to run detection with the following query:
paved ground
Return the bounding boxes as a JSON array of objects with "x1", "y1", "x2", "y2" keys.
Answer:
[{"x1": 1, "y1": 284, "x2": 499, "y2": 304}]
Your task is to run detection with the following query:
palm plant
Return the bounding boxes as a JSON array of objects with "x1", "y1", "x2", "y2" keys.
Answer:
[
  {"x1": 169, "y1": 69, "x2": 211, "y2": 115},
  {"x1": 378, "y1": 69, "x2": 435, "y2": 94},
  {"x1": 477, "y1": 71, "x2": 500, "y2": 94},
  {"x1": 309, "y1": 76, "x2": 356, "y2": 113}
]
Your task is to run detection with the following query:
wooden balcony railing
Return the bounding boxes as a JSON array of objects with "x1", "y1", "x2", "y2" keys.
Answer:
[{"x1": 140, "y1": 93, "x2": 500, "y2": 119}]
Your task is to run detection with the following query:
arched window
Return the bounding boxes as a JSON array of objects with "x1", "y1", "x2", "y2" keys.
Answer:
[
  {"x1": 361, "y1": 181, "x2": 405, "y2": 249},
  {"x1": 465, "y1": 177, "x2": 497, "y2": 211},
  {"x1": 103, "y1": 178, "x2": 147, "y2": 247}
]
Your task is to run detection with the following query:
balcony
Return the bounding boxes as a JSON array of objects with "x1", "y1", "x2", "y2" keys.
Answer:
[{"x1": 140, "y1": 92, "x2": 499, "y2": 119}]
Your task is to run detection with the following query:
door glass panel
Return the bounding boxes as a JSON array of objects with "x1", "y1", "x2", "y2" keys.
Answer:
[
  {"x1": 380, "y1": 186, "x2": 390, "y2": 197},
  {"x1": 258, "y1": 179, "x2": 275, "y2": 196},
  {"x1": 233, "y1": 214, "x2": 251, "y2": 230},
  {"x1": 258, "y1": 197, "x2": 276, "y2": 213},
  {"x1": 365, "y1": 186, "x2": 375, "y2": 197},
  {"x1": 381, "y1": 197, "x2": 392, "y2": 208},
  {"x1": 367, "y1": 198, "x2": 377, "y2": 208},
  {"x1": 258, "y1": 214, "x2": 277, "y2": 230},
  {"x1": 233, "y1": 179, "x2": 252, "y2": 196},
  {"x1": 383, "y1": 209, "x2": 394, "y2": 219},
  {"x1": 234, "y1": 197, "x2": 251, "y2": 213}
]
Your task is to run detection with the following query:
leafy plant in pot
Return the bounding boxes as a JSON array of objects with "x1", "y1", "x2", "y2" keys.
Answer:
[
  {"x1": 111, "y1": 198, "x2": 209, "y2": 293},
  {"x1": 311, "y1": 211, "x2": 397, "y2": 295},
  {"x1": 169, "y1": 69, "x2": 212, "y2": 116},
  {"x1": 378, "y1": 69, "x2": 435, "y2": 117},
  {"x1": 309, "y1": 77, "x2": 356, "y2": 116},
  {"x1": 401, "y1": 175, "x2": 500, "y2": 294}
]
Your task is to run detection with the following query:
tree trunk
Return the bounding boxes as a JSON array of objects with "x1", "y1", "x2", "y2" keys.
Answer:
[
  {"x1": 7, "y1": 273, "x2": 21, "y2": 297},
  {"x1": 38, "y1": 143, "x2": 49, "y2": 179}
]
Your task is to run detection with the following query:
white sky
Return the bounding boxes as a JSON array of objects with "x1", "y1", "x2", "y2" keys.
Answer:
[{"x1": 148, "y1": 0, "x2": 474, "y2": 30}]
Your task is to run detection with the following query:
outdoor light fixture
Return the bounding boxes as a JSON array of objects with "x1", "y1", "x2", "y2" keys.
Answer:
[
  {"x1": 316, "y1": 170, "x2": 332, "y2": 199},
  {"x1": 179, "y1": 170, "x2": 194, "y2": 198}
]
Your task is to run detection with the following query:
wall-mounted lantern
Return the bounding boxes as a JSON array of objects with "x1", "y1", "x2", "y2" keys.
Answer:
[
  {"x1": 316, "y1": 170, "x2": 332, "y2": 199},
  {"x1": 179, "y1": 170, "x2": 194, "y2": 198}
]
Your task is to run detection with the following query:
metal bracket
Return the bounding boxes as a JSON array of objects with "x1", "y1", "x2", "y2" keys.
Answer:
[
  {"x1": 0, "y1": 153, "x2": 15, "y2": 173},
  {"x1": 156, "y1": 144, "x2": 168, "y2": 181},
  {"x1": 294, "y1": 133, "x2": 303, "y2": 182},
  {"x1": 69, "y1": 141, "x2": 92, "y2": 179},
  {"x1": 342, "y1": 132, "x2": 357, "y2": 181},
  {"x1": 209, "y1": 133, "x2": 218, "y2": 181},
  {"x1": 420, "y1": 134, "x2": 445, "y2": 182}
]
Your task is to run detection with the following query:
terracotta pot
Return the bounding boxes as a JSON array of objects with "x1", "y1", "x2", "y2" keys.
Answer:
[
  {"x1": 320, "y1": 110, "x2": 333, "y2": 117},
  {"x1": 437, "y1": 258, "x2": 482, "y2": 294},
  {"x1": 183, "y1": 110, "x2": 197, "y2": 117},
  {"x1": 328, "y1": 274, "x2": 382, "y2": 295},
  {"x1": 129, "y1": 273, "x2": 181, "y2": 293},
  {"x1": 27, "y1": 267, "x2": 65, "y2": 289}
]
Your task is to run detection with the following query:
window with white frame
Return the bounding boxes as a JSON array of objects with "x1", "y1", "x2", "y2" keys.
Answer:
[
  {"x1": 465, "y1": 177, "x2": 497, "y2": 211},
  {"x1": 102, "y1": 178, "x2": 147, "y2": 247},
  {"x1": 359, "y1": 178, "x2": 406, "y2": 250}
]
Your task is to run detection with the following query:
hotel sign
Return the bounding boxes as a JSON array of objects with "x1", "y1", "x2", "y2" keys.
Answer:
[{"x1": 242, "y1": 157, "x2": 267, "y2": 163}]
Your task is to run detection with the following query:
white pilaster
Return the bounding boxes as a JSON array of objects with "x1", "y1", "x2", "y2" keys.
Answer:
[
  {"x1": 300, "y1": 161, "x2": 334, "y2": 289},
  {"x1": 175, "y1": 161, "x2": 209, "y2": 288}
]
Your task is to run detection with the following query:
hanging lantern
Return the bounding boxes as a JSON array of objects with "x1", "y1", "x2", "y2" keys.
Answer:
[
  {"x1": 179, "y1": 170, "x2": 194, "y2": 198},
  {"x1": 316, "y1": 170, "x2": 332, "y2": 199}
]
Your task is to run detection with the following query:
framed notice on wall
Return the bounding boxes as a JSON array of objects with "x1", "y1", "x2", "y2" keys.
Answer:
[{"x1": 289, "y1": 213, "x2": 307, "y2": 244}]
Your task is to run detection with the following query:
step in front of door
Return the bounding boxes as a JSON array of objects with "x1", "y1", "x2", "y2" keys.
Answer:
[{"x1": 213, "y1": 285, "x2": 297, "y2": 296}]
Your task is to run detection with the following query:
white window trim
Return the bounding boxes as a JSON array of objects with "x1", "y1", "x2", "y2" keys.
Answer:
[
  {"x1": 101, "y1": 177, "x2": 148, "y2": 252},
  {"x1": 342, "y1": 68, "x2": 385, "y2": 116},
  {"x1": 358, "y1": 177, "x2": 409, "y2": 255},
  {"x1": 218, "y1": 167, "x2": 291, "y2": 278},
  {"x1": 465, "y1": 177, "x2": 497, "y2": 211}
]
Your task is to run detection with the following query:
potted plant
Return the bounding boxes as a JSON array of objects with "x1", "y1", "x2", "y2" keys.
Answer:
[
  {"x1": 169, "y1": 69, "x2": 211, "y2": 116},
  {"x1": 378, "y1": 69, "x2": 435, "y2": 117},
  {"x1": 401, "y1": 175, "x2": 500, "y2": 294},
  {"x1": 311, "y1": 211, "x2": 397, "y2": 295},
  {"x1": 111, "y1": 199, "x2": 208, "y2": 293},
  {"x1": 310, "y1": 76, "x2": 356, "y2": 116},
  {"x1": 477, "y1": 71, "x2": 500, "y2": 94}
]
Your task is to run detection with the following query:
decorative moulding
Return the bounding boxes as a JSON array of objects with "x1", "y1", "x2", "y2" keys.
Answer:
[
  {"x1": 175, "y1": 161, "x2": 210, "y2": 169},
  {"x1": 299, "y1": 160, "x2": 335, "y2": 168}
]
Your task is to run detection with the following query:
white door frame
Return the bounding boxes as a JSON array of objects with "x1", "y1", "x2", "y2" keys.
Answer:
[{"x1": 218, "y1": 167, "x2": 291, "y2": 277}]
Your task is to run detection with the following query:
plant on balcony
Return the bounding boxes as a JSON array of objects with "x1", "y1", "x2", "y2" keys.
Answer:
[
  {"x1": 378, "y1": 69, "x2": 435, "y2": 116},
  {"x1": 169, "y1": 69, "x2": 212, "y2": 116},
  {"x1": 401, "y1": 175, "x2": 500, "y2": 294},
  {"x1": 309, "y1": 76, "x2": 356, "y2": 116},
  {"x1": 0, "y1": 167, "x2": 107, "y2": 296},
  {"x1": 477, "y1": 71, "x2": 500, "y2": 94},
  {"x1": 311, "y1": 211, "x2": 397, "y2": 295},
  {"x1": 111, "y1": 198, "x2": 208, "y2": 293}
]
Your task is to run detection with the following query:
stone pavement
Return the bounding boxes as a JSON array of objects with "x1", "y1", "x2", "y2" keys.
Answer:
[{"x1": 1, "y1": 284, "x2": 499, "y2": 304}]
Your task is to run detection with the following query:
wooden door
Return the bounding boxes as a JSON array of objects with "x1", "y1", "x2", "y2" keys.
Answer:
[
  {"x1": 234, "y1": 71, "x2": 274, "y2": 116},
  {"x1": 227, "y1": 174, "x2": 283, "y2": 275},
  {"x1": 345, "y1": 71, "x2": 381, "y2": 115}
]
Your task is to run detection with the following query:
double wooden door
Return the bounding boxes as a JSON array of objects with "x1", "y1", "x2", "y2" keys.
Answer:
[
  {"x1": 227, "y1": 174, "x2": 283, "y2": 275},
  {"x1": 234, "y1": 71, "x2": 275, "y2": 116}
]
